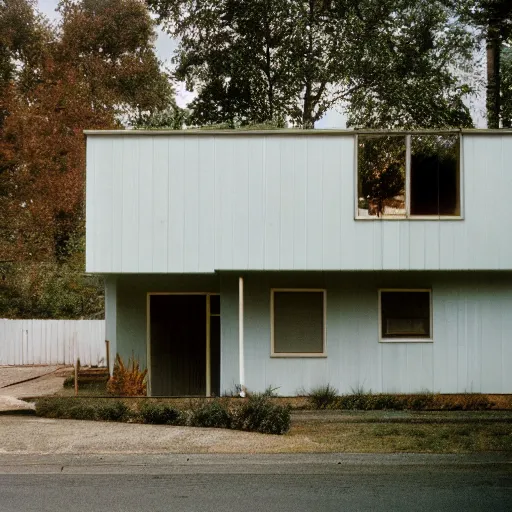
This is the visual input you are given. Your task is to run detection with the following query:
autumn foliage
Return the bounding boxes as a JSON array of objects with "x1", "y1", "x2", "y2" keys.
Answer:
[
  {"x1": 0, "y1": 0, "x2": 174, "y2": 317},
  {"x1": 107, "y1": 353, "x2": 148, "y2": 396}
]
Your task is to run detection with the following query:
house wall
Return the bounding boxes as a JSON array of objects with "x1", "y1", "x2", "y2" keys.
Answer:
[
  {"x1": 111, "y1": 270, "x2": 512, "y2": 395},
  {"x1": 219, "y1": 271, "x2": 512, "y2": 395},
  {"x1": 86, "y1": 131, "x2": 512, "y2": 273}
]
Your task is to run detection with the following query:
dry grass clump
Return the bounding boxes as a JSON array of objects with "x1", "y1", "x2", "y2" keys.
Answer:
[
  {"x1": 106, "y1": 354, "x2": 147, "y2": 396},
  {"x1": 305, "y1": 385, "x2": 502, "y2": 411}
]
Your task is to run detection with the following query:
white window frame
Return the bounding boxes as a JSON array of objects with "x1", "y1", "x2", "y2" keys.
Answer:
[
  {"x1": 378, "y1": 288, "x2": 433, "y2": 343},
  {"x1": 270, "y1": 288, "x2": 327, "y2": 357},
  {"x1": 354, "y1": 133, "x2": 464, "y2": 220}
]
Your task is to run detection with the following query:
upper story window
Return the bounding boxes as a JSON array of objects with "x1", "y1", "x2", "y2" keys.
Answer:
[{"x1": 356, "y1": 133, "x2": 460, "y2": 219}]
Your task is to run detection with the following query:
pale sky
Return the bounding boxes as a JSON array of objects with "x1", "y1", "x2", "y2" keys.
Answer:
[{"x1": 36, "y1": 0, "x2": 485, "y2": 128}]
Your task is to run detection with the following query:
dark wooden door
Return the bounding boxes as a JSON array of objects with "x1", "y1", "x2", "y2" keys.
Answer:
[{"x1": 150, "y1": 295, "x2": 206, "y2": 396}]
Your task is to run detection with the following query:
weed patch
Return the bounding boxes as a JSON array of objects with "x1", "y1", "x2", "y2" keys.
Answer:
[
  {"x1": 307, "y1": 385, "x2": 338, "y2": 409},
  {"x1": 305, "y1": 385, "x2": 497, "y2": 412}
]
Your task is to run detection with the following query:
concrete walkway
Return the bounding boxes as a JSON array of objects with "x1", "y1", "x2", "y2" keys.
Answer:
[{"x1": 0, "y1": 366, "x2": 72, "y2": 414}]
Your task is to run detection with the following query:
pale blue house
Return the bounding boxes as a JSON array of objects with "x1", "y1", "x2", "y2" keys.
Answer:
[{"x1": 85, "y1": 129, "x2": 512, "y2": 396}]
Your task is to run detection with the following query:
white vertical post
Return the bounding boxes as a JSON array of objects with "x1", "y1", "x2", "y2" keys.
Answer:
[{"x1": 238, "y1": 276, "x2": 245, "y2": 397}]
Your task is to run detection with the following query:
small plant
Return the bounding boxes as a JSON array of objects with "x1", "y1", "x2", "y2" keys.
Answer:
[
  {"x1": 307, "y1": 384, "x2": 338, "y2": 409},
  {"x1": 262, "y1": 385, "x2": 280, "y2": 398},
  {"x1": 107, "y1": 353, "x2": 147, "y2": 396},
  {"x1": 63, "y1": 375, "x2": 75, "y2": 388},
  {"x1": 232, "y1": 394, "x2": 291, "y2": 435},
  {"x1": 190, "y1": 400, "x2": 231, "y2": 428},
  {"x1": 139, "y1": 402, "x2": 184, "y2": 425}
]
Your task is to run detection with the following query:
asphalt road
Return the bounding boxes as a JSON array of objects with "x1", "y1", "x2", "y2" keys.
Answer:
[{"x1": 0, "y1": 454, "x2": 510, "y2": 512}]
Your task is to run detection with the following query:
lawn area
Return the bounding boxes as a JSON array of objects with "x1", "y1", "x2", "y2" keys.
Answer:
[{"x1": 287, "y1": 411, "x2": 512, "y2": 453}]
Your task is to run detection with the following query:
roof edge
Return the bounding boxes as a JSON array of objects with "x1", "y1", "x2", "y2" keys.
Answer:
[{"x1": 83, "y1": 128, "x2": 512, "y2": 137}]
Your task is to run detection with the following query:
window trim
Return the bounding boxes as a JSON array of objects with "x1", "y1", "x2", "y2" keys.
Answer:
[
  {"x1": 355, "y1": 134, "x2": 464, "y2": 221},
  {"x1": 378, "y1": 288, "x2": 433, "y2": 343},
  {"x1": 270, "y1": 288, "x2": 327, "y2": 358}
]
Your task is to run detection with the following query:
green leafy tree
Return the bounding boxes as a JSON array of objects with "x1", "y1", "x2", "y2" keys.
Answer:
[
  {"x1": 148, "y1": 0, "x2": 477, "y2": 128},
  {"x1": 458, "y1": 0, "x2": 512, "y2": 128},
  {"x1": 347, "y1": 1, "x2": 476, "y2": 128},
  {"x1": 501, "y1": 46, "x2": 512, "y2": 127}
]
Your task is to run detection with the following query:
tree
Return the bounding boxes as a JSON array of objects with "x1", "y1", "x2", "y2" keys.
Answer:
[
  {"x1": 148, "y1": 0, "x2": 477, "y2": 128},
  {"x1": 458, "y1": 0, "x2": 512, "y2": 128},
  {"x1": 502, "y1": 46, "x2": 512, "y2": 127},
  {"x1": 0, "y1": 0, "x2": 175, "y2": 318},
  {"x1": 346, "y1": 1, "x2": 476, "y2": 129}
]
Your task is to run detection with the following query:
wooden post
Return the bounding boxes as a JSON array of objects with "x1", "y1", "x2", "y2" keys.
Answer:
[
  {"x1": 105, "y1": 340, "x2": 110, "y2": 376},
  {"x1": 74, "y1": 358, "x2": 80, "y2": 396}
]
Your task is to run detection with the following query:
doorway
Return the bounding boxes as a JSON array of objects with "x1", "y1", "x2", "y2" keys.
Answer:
[{"x1": 148, "y1": 293, "x2": 220, "y2": 396}]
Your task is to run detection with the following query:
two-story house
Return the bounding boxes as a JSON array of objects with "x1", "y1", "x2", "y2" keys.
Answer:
[{"x1": 85, "y1": 129, "x2": 512, "y2": 396}]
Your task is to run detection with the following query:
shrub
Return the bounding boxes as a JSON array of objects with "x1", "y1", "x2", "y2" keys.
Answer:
[
  {"x1": 66, "y1": 402, "x2": 98, "y2": 420},
  {"x1": 307, "y1": 384, "x2": 338, "y2": 409},
  {"x1": 139, "y1": 402, "x2": 184, "y2": 425},
  {"x1": 107, "y1": 354, "x2": 147, "y2": 396},
  {"x1": 189, "y1": 400, "x2": 231, "y2": 429},
  {"x1": 36, "y1": 398, "x2": 67, "y2": 418},
  {"x1": 96, "y1": 401, "x2": 131, "y2": 422},
  {"x1": 232, "y1": 394, "x2": 291, "y2": 435},
  {"x1": 36, "y1": 398, "x2": 131, "y2": 422}
]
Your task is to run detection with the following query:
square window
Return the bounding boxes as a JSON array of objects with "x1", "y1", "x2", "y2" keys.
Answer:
[
  {"x1": 271, "y1": 290, "x2": 326, "y2": 356},
  {"x1": 379, "y1": 290, "x2": 432, "y2": 341},
  {"x1": 356, "y1": 133, "x2": 461, "y2": 219}
]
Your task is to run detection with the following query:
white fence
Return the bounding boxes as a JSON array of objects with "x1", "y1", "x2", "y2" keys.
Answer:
[{"x1": 0, "y1": 319, "x2": 106, "y2": 366}]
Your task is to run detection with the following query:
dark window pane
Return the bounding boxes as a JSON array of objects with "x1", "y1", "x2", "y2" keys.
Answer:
[
  {"x1": 273, "y1": 291, "x2": 324, "y2": 353},
  {"x1": 357, "y1": 136, "x2": 406, "y2": 217},
  {"x1": 410, "y1": 135, "x2": 460, "y2": 216},
  {"x1": 210, "y1": 294, "x2": 220, "y2": 315},
  {"x1": 381, "y1": 291, "x2": 431, "y2": 339}
]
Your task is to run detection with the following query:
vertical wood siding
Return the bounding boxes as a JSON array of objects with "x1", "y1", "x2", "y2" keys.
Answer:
[
  {"x1": 219, "y1": 272, "x2": 512, "y2": 395},
  {"x1": 0, "y1": 320, "x2": 106, "y2": 366},
  {"x1": 86, "y1": 134, "x2": 512, "y2": 272}
]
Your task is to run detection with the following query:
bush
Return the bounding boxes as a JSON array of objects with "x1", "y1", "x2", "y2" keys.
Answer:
[
  {"x1": 139, "y1": 402, "x2": 184, "y2": 425},
  {"x1": 232, "y1": 394, "x2": 291, "y2": 435},
  {"x1": 66, "y1": 402, "x2": 98, "y2": 420},
  {"x1": 96, "y1": 401, "x2": 131, "y2": 422},
  {"x1": 307, "y1": 384, "x2": 338, "y2": 409},
  {"x1": 107, "y1": 354, "x2": 147, "y2": 396},
  {"x1": 36, "y1": 398, "x2": 67, "y2": 418},
  {"x1": 189, "y1": 400, "x2": 231, "y2": 429},
  {"x1": 36, "y1": 398, "x2": 131, "y2": 422}
]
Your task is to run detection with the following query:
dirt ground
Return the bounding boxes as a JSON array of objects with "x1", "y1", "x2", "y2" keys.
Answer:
[{"x1": 0, "y1": 366, "x2": 72, "y2": 399}]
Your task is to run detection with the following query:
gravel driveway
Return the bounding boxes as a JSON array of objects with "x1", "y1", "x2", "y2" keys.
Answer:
[{"x1": 0, "y1": 416, "x2": 316, "y2": 455}]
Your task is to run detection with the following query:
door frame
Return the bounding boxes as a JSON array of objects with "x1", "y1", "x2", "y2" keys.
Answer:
[{"x1": 146, "y1": 292, "x2": 220, "y2": 397}]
